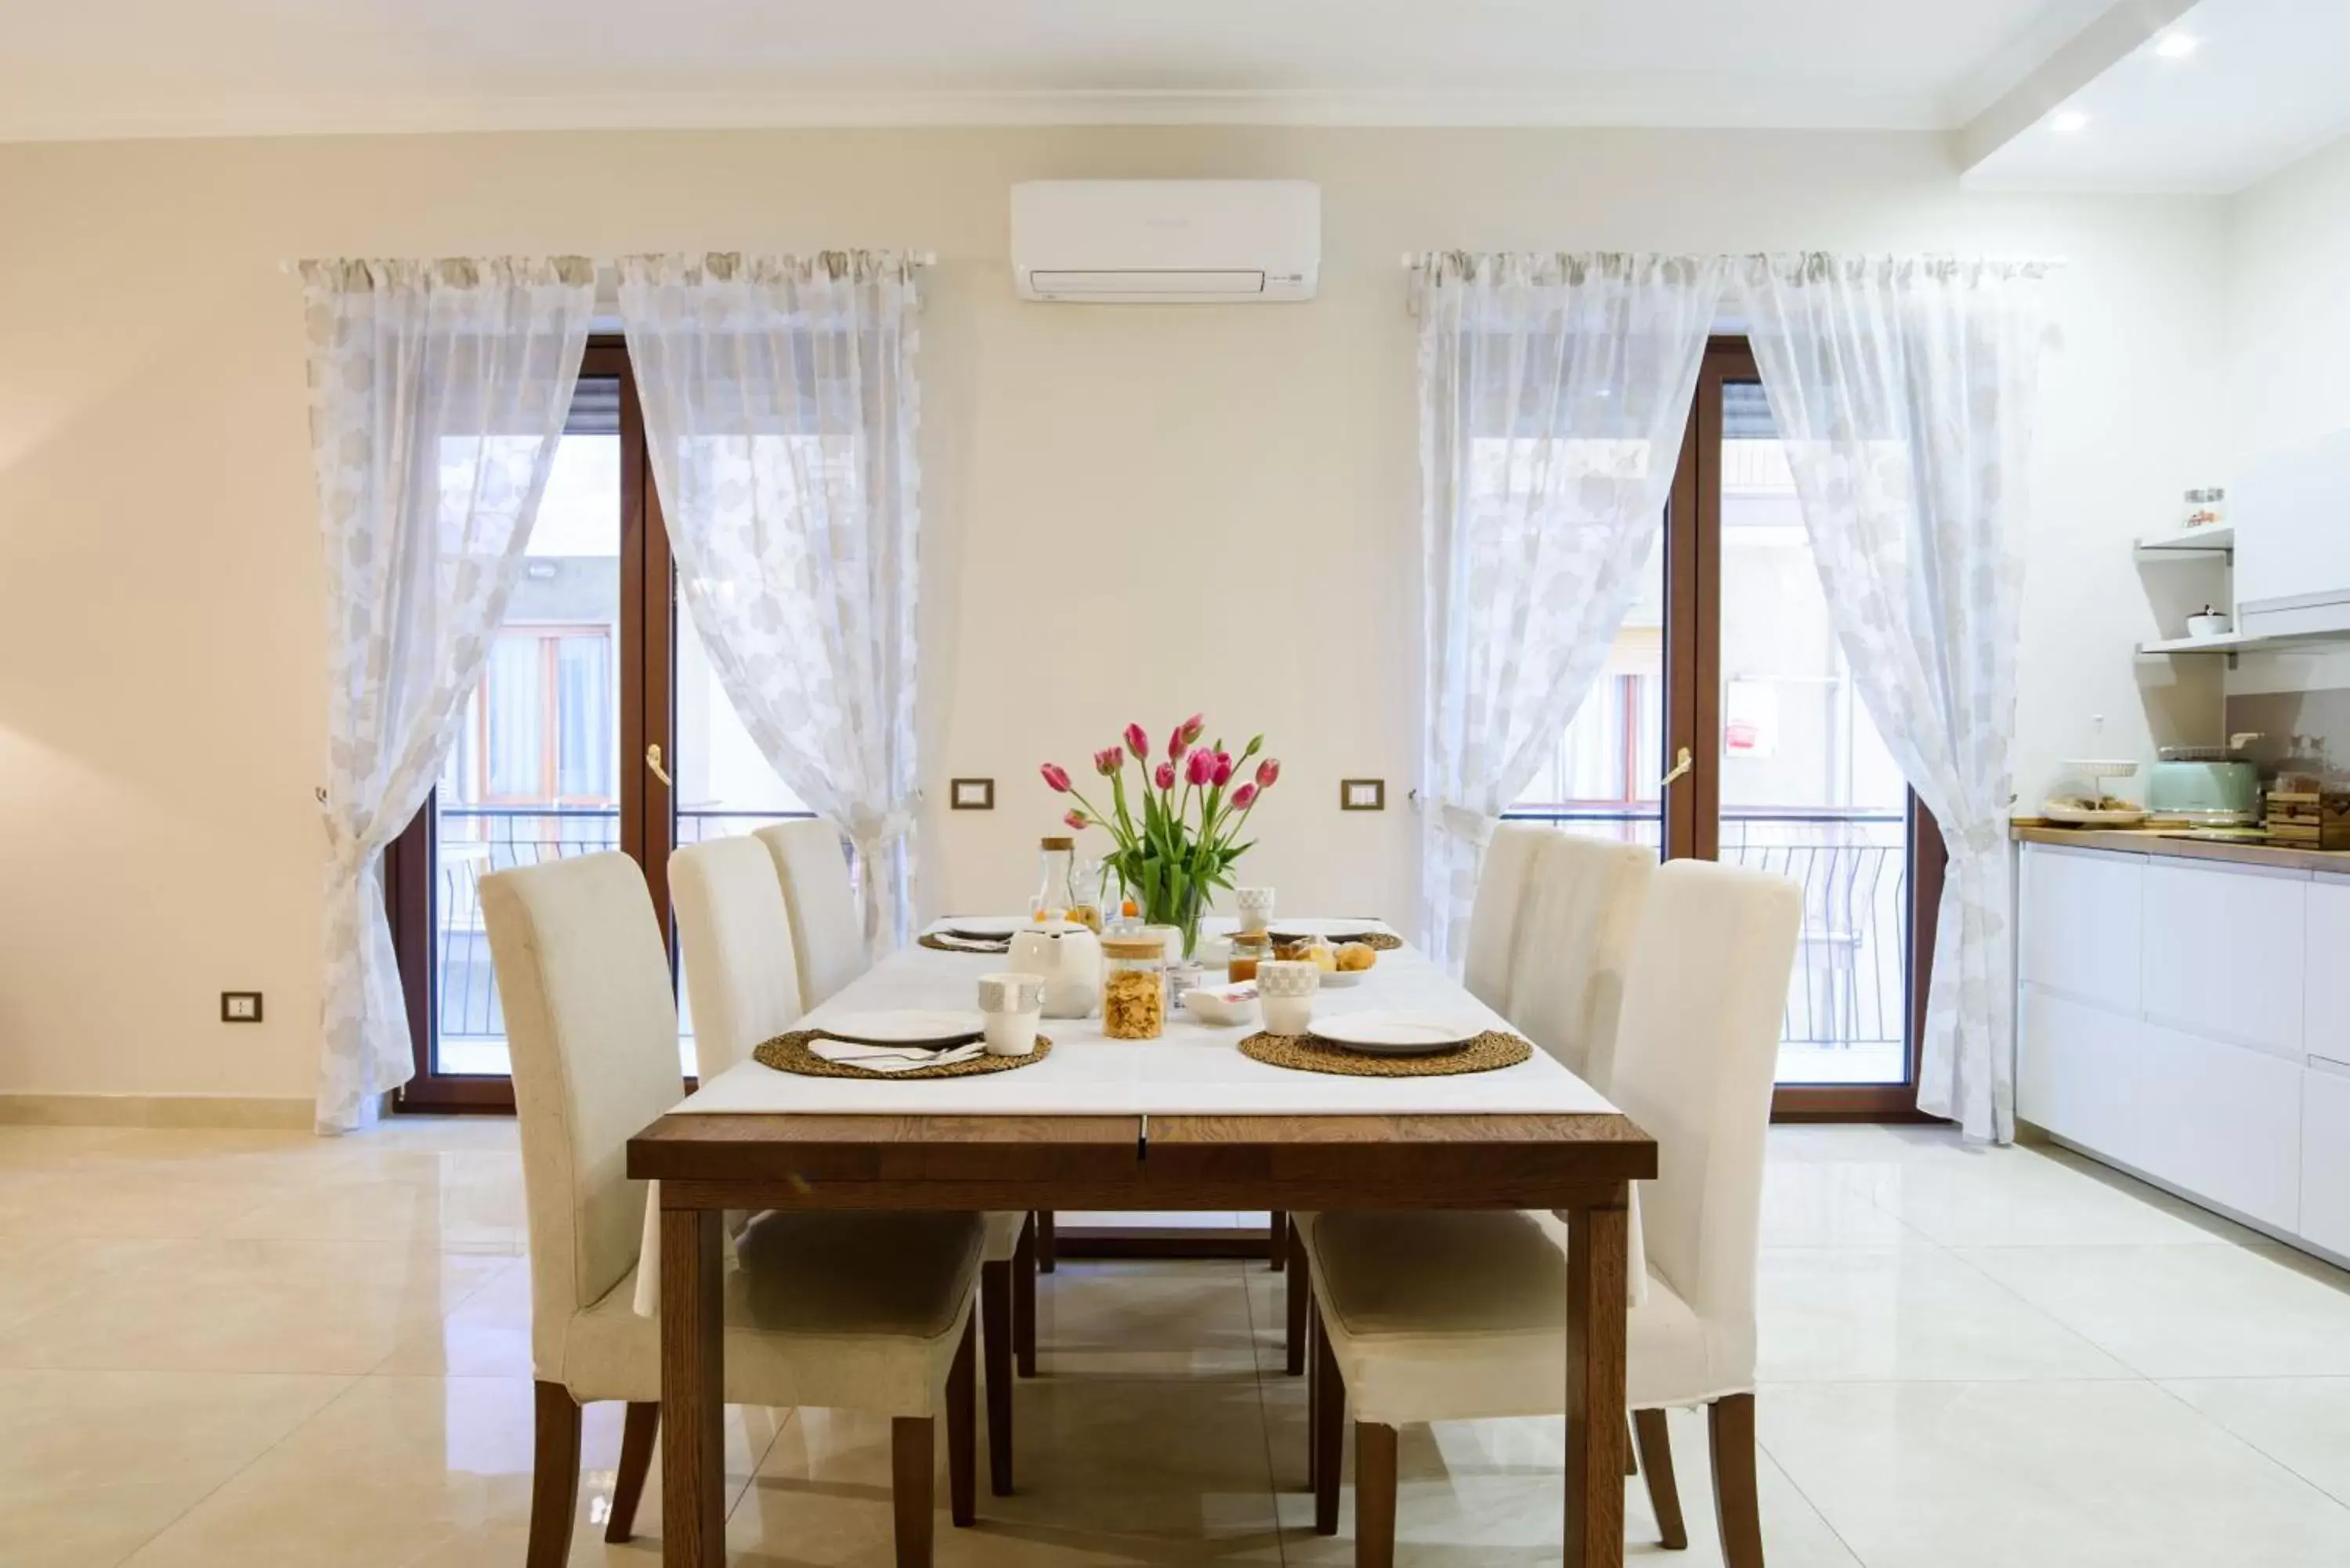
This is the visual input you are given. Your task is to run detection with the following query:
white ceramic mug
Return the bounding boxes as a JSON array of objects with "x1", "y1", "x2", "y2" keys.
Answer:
[
  {"x1": 976, "y1": 972, "x2": 1045, "y2": 1057},
  {"x1": 1235, "y1": 886, "x2": 1276, "y2": 932},
  {"x1": 1256, "y1": 959, "x2": 1319, "y2": 1036}
]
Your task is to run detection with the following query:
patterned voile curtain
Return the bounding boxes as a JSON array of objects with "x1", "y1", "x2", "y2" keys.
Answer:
[
  {"x1": 302, "y1": 257, "x2": 595, "y2": 1133},
  {"x1": 616, "y1": 252, "x2": 926, "y2": 955},
  {"x1": 1740, "y1": 254, "x2": 2051, "y2": 1143},
  {"x1": 1414, "y1": 252, "x2": 1727, "y2": 970}
]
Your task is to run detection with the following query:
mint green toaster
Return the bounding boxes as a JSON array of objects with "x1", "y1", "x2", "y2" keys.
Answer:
[{"x1": 2148, "y1": 758, "x2": 2261, "y2": 823}]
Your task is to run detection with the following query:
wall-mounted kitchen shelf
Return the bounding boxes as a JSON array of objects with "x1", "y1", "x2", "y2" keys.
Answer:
[
  {"x1": 2135, "y1": 522, "x2": 2233, "y2": 558},
  {"x1": 2136, "y1": 627, "x2": 2350, "y2": 661}
]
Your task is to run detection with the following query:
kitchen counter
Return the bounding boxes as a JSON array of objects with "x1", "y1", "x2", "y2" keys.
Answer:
[{"x1": 2012, "y1": 822, "x2": 2350, "y2": 874}]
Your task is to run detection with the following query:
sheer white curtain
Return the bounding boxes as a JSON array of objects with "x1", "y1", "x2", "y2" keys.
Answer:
[
  {"x1": 616, "y1": 252, "x2": 925, "y2": 953},
  {"x1": 302, "y1": 257, "x2": 595, "y2": 1133},
  {"x1": 1415, "y1": 252, "x2": 1726, "y2": 969},
  {"x1": 1740, "y1": 255, "x2": 2050, "y2": 1143}
]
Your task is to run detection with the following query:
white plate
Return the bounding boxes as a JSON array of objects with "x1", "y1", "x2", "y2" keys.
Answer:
[
  {"x1": 1310, "y1": 1011, "x2": 1483, "y2": 1056},
  {"x1": 818, "y1": 1010, "x2": 986, "y2": 1046},
  {"x1": 1317, "y1": 969, "x2": 1365, "y2": 989},
  {"x1": 940, "y1": 920, "x2": 1018, "y2": 940}
]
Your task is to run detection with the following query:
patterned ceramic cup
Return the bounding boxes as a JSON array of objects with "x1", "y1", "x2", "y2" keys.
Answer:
[
  {"x1": 977, "y1": 973, "x2": 1044, "y2": 1056},
  {"x1": 1256, "y1": 959, "x2": 1319, "y2": 1035},
  {"x1": 1235, "y1": 887, "x2": 1276, "y2": 932}
]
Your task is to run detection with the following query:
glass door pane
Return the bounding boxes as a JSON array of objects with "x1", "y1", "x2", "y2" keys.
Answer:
[
  {"x1": 1508, "y1": 527, "x2": 1668, "y2": 852},
  {"x1": 1714, "y1": 380, "x2": 1912, "y2": 1087},
  {"x1": 430, "y1": 381, "x2": 624, "y2": 1078},
  {"x1": 670, "y1": 602, "x2": 815, "y2": 1070}
]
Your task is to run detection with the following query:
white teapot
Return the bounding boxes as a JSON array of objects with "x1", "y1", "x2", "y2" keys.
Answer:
[{"x1": 1007, "y1": 918, "x2": 1103, "y2": 1020}]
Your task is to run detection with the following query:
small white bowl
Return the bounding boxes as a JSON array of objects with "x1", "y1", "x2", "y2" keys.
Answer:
[{"x1": 1186, "y1": 984, "x2": 1260, "y2": 1028}]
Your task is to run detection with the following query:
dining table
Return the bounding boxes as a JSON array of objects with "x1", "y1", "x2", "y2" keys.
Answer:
[{"x1": 625, "y1": 917, "x2": 1658, "y2": 1568}]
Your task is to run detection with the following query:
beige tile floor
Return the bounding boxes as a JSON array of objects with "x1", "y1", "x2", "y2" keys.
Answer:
[{"x1": 4, "y1": 1118, "x2": 2349, "y2": 1566}]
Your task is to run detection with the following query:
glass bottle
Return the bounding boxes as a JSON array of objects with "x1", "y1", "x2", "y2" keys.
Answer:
[
  {"x1": 1067, "y1": 853, "x2": 1104, "y2": 933},
  {"x1": 1227, "y1": 930, "x2": 1272, "y2": 985},
  {"x1": 1032, "y1": 836, "x2": 1078, "y2": 920},
  {"x1": 1100, "y1": 935, "x2": 1167, "y2": 1040}
]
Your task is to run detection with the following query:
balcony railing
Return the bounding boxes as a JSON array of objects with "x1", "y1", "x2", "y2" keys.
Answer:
[
  {"x1": 434, "y1": 804, "x2": 814, "y2": 1044},
  {"x1": 1502, "y1": 805, "x2": 1909, "y2": 1052}
]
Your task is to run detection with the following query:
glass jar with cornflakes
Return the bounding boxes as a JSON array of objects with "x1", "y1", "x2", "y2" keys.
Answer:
[{"x1": 1100, "y1": 934, "x2": 1167, "y2": 1040}]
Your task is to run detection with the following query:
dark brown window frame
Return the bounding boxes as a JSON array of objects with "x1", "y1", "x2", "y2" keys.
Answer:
[{"x1": 392, "y1": 338, "x2": 674, "y2": 1113}]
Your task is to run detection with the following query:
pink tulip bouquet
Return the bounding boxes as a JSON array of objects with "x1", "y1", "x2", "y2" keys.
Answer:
[{"x1": 1039, "y1": 714, "x2": 1281, "y2": 958}]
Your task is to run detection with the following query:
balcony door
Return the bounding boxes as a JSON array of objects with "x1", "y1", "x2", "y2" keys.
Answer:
[
  {"x1": 1507, "y1": 339, "x2": 1940, "y2": 1118},
  {"x1": 390, "y1": 338, "x2": 813, "y2": 1112}
]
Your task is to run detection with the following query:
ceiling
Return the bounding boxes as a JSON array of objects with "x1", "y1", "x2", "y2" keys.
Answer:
[
  {"x1": 1965, "y1": 0, "x2": 2350, "y2": 193},
  {"x1": 0, "y1": 0, "x2": 2337, "y2": 192},
  {"x1": 0, "y1": 0, "x2": 2098, "y2": 139}
]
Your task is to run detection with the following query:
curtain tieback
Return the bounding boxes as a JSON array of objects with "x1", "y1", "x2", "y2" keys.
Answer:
[
  {"x1": 1951, "y1": 818, "x2": 2008, "y2": 860},
  {"x1": 846, "y1": 801, "x2": 918, "y2": 855},
  {"x1": 1428, "y1": 798, "x2": 1500, "y2": 848}
]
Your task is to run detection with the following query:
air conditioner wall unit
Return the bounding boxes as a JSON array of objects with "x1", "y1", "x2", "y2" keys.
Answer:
[{"x1": 1010, "y1": 180, "x2": 1321, "y2": 304}]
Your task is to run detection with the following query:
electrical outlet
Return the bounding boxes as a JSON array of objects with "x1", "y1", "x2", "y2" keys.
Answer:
[{"x1": 220, "y1": 992, "x2": 263, "y2": 1024}]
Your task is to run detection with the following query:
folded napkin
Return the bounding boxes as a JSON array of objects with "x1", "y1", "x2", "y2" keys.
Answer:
[{"x1": 808, "y1": 1036, "x2": 987, "y2": 1073}]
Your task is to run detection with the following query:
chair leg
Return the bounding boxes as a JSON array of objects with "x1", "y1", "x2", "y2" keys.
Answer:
[
  {"x1": 1306, "y1": 1311, "x2": 1321, "y2": 1490},
  {"x1": 1285, "y1": 1219, "x2": 1311, "y2": 1376},
  {"x1": 1036, "y1": 1210, "x2": 1056, "y2": 1272},
  {"x1": 1313, "y1": 1319, "x2": 1347, "y2": 1536},
  {"x1": 1014, "y1": 1214, "x2": 1039, "y2": 1378},
  {"x1": 1708, "y1": 1394, "x2": 1764, "y2": 1568},
  {"x1": 1270, "y1": 1209, "x2": 1287, "y2": 1270},
  {"x1": 891, "y1": 1417, "x2": 936, "y2": 1568},
  {"x1": 1625, "y1": 1412, "x2": 1639, "y2": 1476},
  {"x1": 605, "y1": 1400, "x2": 659, "y2": 1544},
  {"x1": 1354, "y1": 1420, "x2": 1397, "y2": 1568},
  {"x1": 948, "y1": 1313, "x2": 977, "y2": 1528},
  {"x1": 1634, "y1": 1407, "x2": 1689, "y2": 1551},
  {"x1": 527, "y1": 1381, "x2": 582, "y2": 1568},
  {"x1": 980, "y1": 1259, "x2": 1014, "y2": 1495}
]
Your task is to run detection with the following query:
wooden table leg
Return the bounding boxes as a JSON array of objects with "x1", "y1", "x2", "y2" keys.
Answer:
[
  {"x1": 661, "y1": 1205, "x2": 725, "y2": 1568},
  {"x1": 1564, "y1": 1190, "x2": 1629, "y2": 1568}
]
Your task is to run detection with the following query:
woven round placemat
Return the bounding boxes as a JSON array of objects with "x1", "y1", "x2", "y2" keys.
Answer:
[
  {"x1": 919, "y1": 932, "x2": 1010, "y2": 955},
  {"x1": 1238, "y1": 1028, "x2": 1531, "y2": 1077},
  {"x1": 1271, "y1": 930, "x2": 1403, "y2": 952},
  {"x1": 753, "y1": 1030, "x2": 1052, "y2": 1080}
]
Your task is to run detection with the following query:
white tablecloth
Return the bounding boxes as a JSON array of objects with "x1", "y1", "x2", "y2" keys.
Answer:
[{"x1": 633, "y1": 919, "x2": 1630, "y2": 1315}]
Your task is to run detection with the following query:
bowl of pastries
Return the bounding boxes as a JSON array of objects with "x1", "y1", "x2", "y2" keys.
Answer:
[{"x1": 1271, "y1": 938, "x2": 1379, "y2": 987}]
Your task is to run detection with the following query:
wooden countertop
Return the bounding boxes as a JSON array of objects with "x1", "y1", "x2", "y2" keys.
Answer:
[{"x1": 2012, "y1": 822, "x2": 2350, "y2": 874}]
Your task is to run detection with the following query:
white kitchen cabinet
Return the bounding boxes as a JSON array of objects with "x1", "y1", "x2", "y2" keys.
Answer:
[
  {"x1": 2131, "y1": 1021, "x2": 2304, "y2": 1234},
  {"x1": 2019, "y1": 986, "x2": 2147, "y2": 1164},
  {"x1": 2301, "y1": 1060, "x2": 2350, "y2": 1261},
  {"x1": 2142, "y1": 859, "x2": 2305, "y2": 1060},
  {"x1": 2305, "y1": 876, "x2": 2350, "y2": 1067},
  {"x1": 2019, "y1": 845, "x2": 2144, "y2": 1014}
]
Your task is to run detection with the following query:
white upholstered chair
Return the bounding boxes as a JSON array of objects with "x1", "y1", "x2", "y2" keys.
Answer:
[
  {"x1": 756, "y1": 818, "x2": 870, "y2": 1009},
  {"x1": 1459, "y1": 822, "x2": 1554, "y2": 1011},
  {"x1": 481, "y1": 851, "x2": 985, "y2": 1568},
  {"x1": 1281, "y1": 830, "x2": 1657, "y2": 1376},
  {"x1": 1298, "y1": 860, "x2": 1802, "y2": 1568},
  {"x1": 671, "y1": 834, "x2": 1036, "y2": 1494},
  {"x1": 1506, "y1": 833, "x2": 1658, "y2": 1088}
]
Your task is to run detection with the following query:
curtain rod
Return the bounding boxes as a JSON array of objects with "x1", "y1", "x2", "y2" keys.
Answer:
[{"x1": 279, "y1": 251, "x2": 940, "y2": 276}]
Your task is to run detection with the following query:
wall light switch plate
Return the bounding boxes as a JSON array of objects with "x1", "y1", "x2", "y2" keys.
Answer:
[
  {"x1": 220, "y1": 992, "x2": 263, "y2": 1023},
  {"x1": 950, "y1": 778, "x2": 996, "y2": 811},
  {"x1": 1340, "y1": 779, "x2": 1386, "y2": 811}
]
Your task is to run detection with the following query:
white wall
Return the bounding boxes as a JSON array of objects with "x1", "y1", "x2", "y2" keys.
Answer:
[{"x1": 0, "y1": 126, "x2": 2229, "y2": 1101}]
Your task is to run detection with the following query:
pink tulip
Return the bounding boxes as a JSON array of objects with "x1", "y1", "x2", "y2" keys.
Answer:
[
  {"x1": 1256, "y1": 758, "x2": 1282, "y2": 790},
  {"x1": 1166, "y1": 728, "x2": 1188, "y2": 764},
  {"x1": 1179, "y1": 712, "x2": 1206, "y2": 746},
  {"x1": 1210, "y1": 752, "x2": 1235, "y2": 786},
  {"x1": 1039, "y1": 763, "x2": 1072, "y2": 793},
  {"x1": 1123, "y1": 722, "x2": 1150, "y2": 761},
  {"x1": 1229, "y1": 782, "x2": 1257, "y2": 811},
  {"x1": 1184, "y1": 749, "x2": 1215, "y2": 787},
  {"x1": 1092, "y1": 746, "x2": 1123, "y2": 776},
  {"x1": 1154, "y1": 761, "x2": 1177, "y2": 791},
  {"x1": 1064, "y1": 808, "x2": 1090, "y2": 832}
]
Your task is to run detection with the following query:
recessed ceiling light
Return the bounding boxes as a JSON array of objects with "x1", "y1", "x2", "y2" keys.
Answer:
[
  {"x1": 2156, "y1": 33, "x2": 2199, "y2": 60},
  {"x1": 2052, "y1": 110, "x2": 2089, "y2": 134}
]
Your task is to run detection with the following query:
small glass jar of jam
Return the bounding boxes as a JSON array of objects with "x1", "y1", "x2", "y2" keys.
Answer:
[{"x1": 1227, "y1": 930, "x2": 1272, "y2": 985}]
